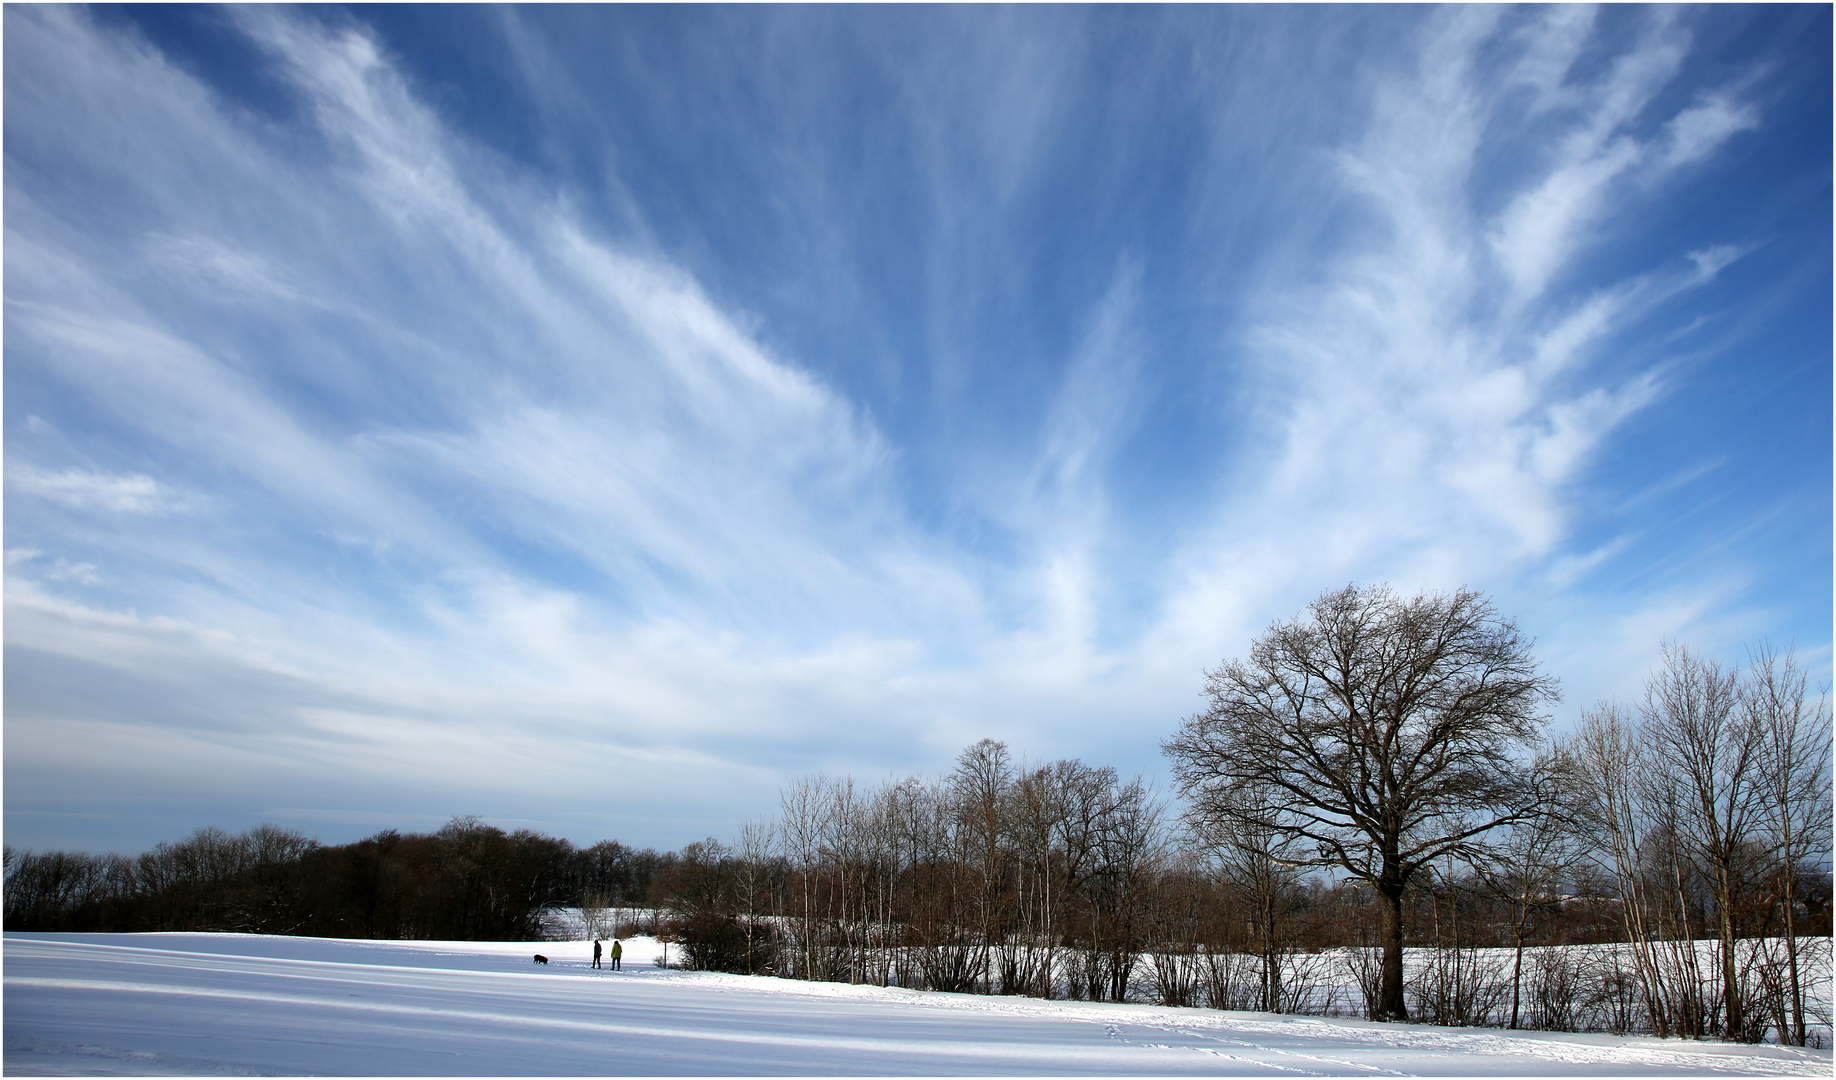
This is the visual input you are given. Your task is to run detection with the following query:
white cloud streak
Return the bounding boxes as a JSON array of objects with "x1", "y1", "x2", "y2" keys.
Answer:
[
  {"x1": 5, "y1": 7, "x2": 973, "y2": 838},
  {"x1": 7, "y1": 466, "x2": 178, "y2": 514},
  {"x1": 1147, "y1": 5, "x2": 1767, "y2": 692},
  {"x1": 2, "y1": 6, "x2": 1799, "y2": 850}
]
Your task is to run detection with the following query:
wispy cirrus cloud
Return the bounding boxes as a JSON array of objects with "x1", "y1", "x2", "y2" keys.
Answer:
[
  {"x1": 1147, "y1": 5, "x2": 1774, "y2": 689},
  {"x1": 5, "y1": 6, "x2": 971, "y2": 846},
  {"x1": 7, "y1": 466, "x2": 181, "y2": 515},
  {"x1": 4, "y1": 5, "x2": 1820, "y2": 853}
]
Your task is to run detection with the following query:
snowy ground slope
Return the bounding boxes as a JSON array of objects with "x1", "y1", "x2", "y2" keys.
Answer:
[{"x1": 5, "y1": 933, "x2": 1829, "y2": 1077}]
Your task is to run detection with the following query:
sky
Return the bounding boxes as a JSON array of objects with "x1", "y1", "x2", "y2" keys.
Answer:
[{"x1": 5, "y1": 4, "x2": 1830, "y2": 856}]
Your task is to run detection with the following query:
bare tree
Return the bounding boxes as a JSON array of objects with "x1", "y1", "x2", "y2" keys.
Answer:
[
  {"x1": 779, "y1": 776, "x2": 825, "y2": 980},
  {"x1": 578, "y1": 891, "x2": 612, "y2": 940},
  {"x1": 1747, "y1": 644, "x2": 1831, "y2": 1046},
  {"x1": 901, "y1": 775, "x2": 981, "y2": 993},
  {"x1": 1187, "y1": 782, "x2": 1309, "y2": 1013},
  {"x1": 1571, "y1": 703, "x2": 1673, "y2": 1035},
  {"x1": 1006, "y1": 763, "x2": 1062, "y2": 997},
  {"x1": 1571, "y1": 641, "x2": 1833, "y2": 1042},
  {"x1": 733, "y1": 819, "x2": 776, "y2": 975},
  {"x1": 819, "y1": 775, "x2": 866, "y2": 982},
  {"x1": 953, "y1": 739, "x2": 1013, "y2": 994},
  {"x1": 1643, "y1": 643, "x2": 1764, "y2": 1040},
  {"x1": 1572, "y1": 699, "x2": 1734, "y2": 1039},
  {"x1": 1467, "y1": 746, "x2": 1585, "y2": 1029},
  {"x1": 1006, "y1": 757, "x2": 1124, "y2": 999},
  {"x1": 1090, "y1": 776, "x2": 1163, "y2": 1002},
  {"x1": 1164, "y1": 584, "x2": 1557, "y2": 1021}
]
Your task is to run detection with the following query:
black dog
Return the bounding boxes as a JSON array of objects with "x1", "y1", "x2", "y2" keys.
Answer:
[{"x1": 533, "y1": 954, "x2": 549, "y2": 964}]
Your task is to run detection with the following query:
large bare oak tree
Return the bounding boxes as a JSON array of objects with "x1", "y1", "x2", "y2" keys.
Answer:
[{"x1": 1164, "y1": 584, "x2": 1557, "y2": 1021}]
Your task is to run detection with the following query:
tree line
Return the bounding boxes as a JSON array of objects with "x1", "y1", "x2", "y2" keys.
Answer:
[
  {"x1": 654, "y1": 586, "x2": 1830, "y2": 1045},
  {"x1": 6, "y1": 585, "x2": 1830, "y2": 1045},
  {"x1": 4, "y1": 816, "x2": 673, "y2": 941}
]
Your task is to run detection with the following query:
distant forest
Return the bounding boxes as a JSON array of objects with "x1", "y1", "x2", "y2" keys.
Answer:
[
  {"x1": 7, "y1": 587, "x2": 1832, "y2": 1045},
  {"x1": 4, "y1": 818, "x2": 666, "y2": 941}
]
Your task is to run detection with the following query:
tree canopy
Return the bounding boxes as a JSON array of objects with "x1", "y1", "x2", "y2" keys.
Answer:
[{"x1": 1164, "y1": 583, "x2": 1558, "y2": 1020}]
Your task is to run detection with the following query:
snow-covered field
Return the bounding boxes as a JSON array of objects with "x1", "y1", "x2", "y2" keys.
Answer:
[{"x1": 5, "y1": 932, "x2": 1829, "y2": 1076}]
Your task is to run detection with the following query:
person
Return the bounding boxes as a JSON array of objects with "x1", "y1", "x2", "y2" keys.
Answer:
[
  {"x1": 592, "y1": 938, "x2": 602, "y2": 970},
  {"x1": 610, "y1": 938, "x2": 623, "y2": 971}
]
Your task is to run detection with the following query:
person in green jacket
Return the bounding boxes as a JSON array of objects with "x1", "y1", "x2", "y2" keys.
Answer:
[{"x1": 610, "y1": 938, "x2": 623, "y2": 971}]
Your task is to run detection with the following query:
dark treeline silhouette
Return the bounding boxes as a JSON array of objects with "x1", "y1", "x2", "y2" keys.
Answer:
[
  {"x1": 6, "y1": 589, "x2": 1831, "y2": 1046},
  {"x1": 4, "y1": 816, "x2": 672, "y2": 940}
]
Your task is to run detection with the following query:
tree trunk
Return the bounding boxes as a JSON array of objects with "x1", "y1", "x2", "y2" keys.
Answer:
[
  {"x1": 1782, "y1": 853, "x2": 1804, "y2": 1045},
  {"x1": 1377, "y1": 882, "x2": 1408, "y2": 1021},
  {"x1": 1715, "y1": 862, "x2": 1742, "y2": 1040},
  {"x1": 1260, "y1": 882, "x2": 1280, "y2": 1013},
  {"x1": 1510, "y1": 932, "x2": 1524, "y2": 1030}
]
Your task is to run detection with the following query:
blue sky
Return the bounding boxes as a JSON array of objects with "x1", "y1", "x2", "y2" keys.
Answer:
[{"x1": 6, "y1": 5, "x2": 1829, "y2": 854}]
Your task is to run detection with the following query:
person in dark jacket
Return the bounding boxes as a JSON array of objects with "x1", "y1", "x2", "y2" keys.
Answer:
[{"x1": 592, "y1": 939, "x2": 603, "y2": 969}]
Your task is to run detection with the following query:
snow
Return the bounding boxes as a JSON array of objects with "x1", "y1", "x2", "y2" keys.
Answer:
[{"x1": 5, "y1": 932, "x2": 1829, "y2": 1076}]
